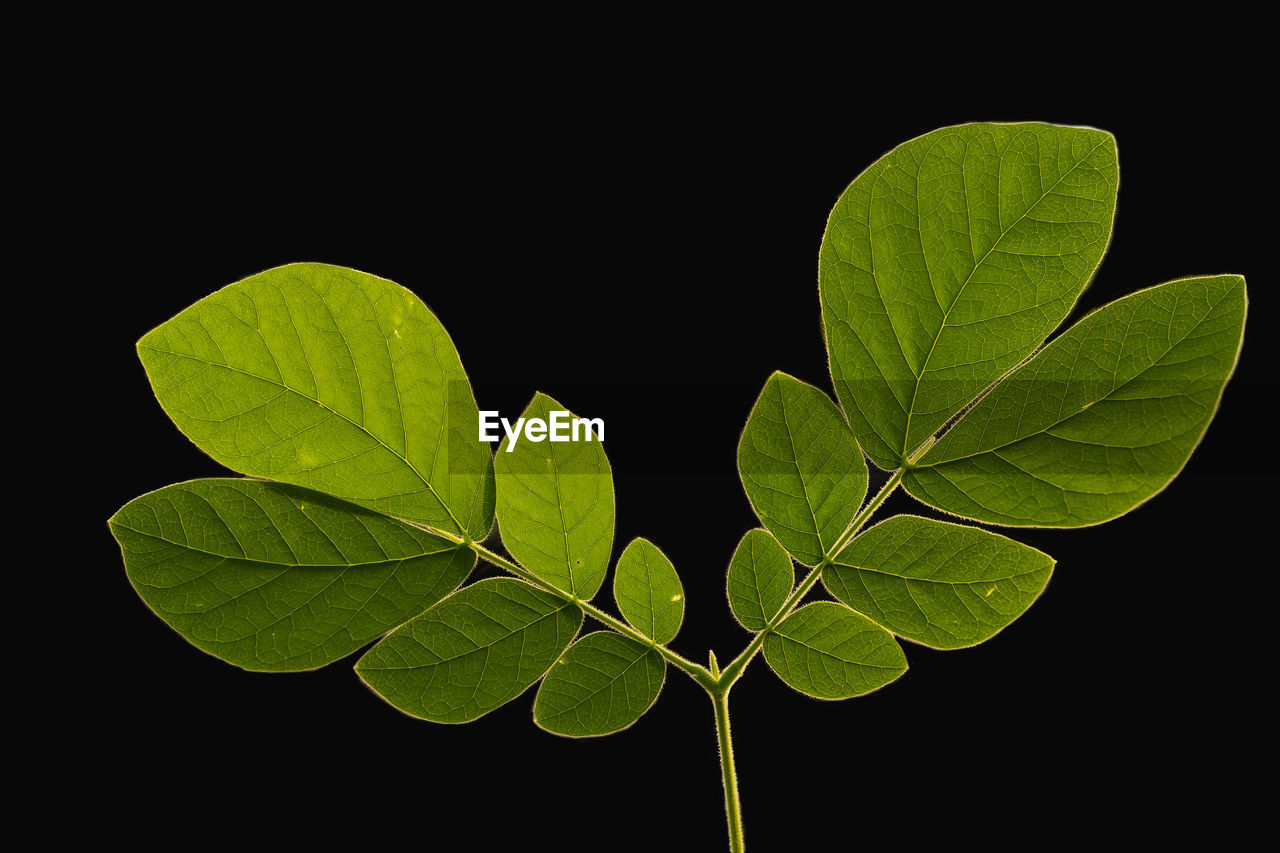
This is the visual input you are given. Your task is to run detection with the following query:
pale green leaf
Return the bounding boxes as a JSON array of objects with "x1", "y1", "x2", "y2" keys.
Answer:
[
  {"x1": 904, "y1": 275, "x2": 1247, "y2": 526},
  {"x1": 820, "y1": 122, "x2": 1119, "y2": 470},
  {"x1": 738, "y1": 371, "x2": 869, "y2": 566},
  {"x1": 763, "y1": 602, "x2": 907, "y2": 699},
  {"x1": 825, "y1": 515, "x2": 1053, "y2": 649},
  {"x1": 355, "y1": 578, "x2": 582, "y2": 723},
  {"x1": 726, "y1": 529, "x2": 793, "y2": 632},
  {"x1": 109, "y1": 479, "x2": 475, "y2": 671},
  {"x1": 533, "y1": 632, "x2": 666, "y2": 737},
  {"x1": 613, "y1": 538, "x2": 684, "y2": 644},
  {"x1": 137, "y1": 262, "x2": 495, "y2": 539},
  {"x1": 493, "y1": 393, "x2": 614, "y2": 599}
]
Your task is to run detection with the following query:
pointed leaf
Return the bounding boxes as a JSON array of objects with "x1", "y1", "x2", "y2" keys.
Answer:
[
  {"x1": 109, "y1": 479, "x2": 475, "y2": 671},
  {"x1": 825, "y1": 515, "x2": 1053, "y2": 649},
  {"x1": 820, "y1": 122, "x2": 1119, "y2": 469},
  {"x1": 726, "y1": 529, "x2": 793, "y2": 632},
  {"x1": 613, "y1": 539, "x2": 684, "y2": 644},
  {"x1": 533, "y1": 632, "x2": 666, "y2": 737},
  {"x1": 137, "y1": 263, "x2": 495, "y2": 539},
  {"x1": 763, "y1": 602, "x2": 907, "y2": 699},
  {"x1": 738, "y1": 372, "x2": 869, "y2": 566},
  {"x1": 904, "y1": 275, "x2": 1247, "y2": 526},
  {"x1": 494, "y1": 393, "x2": 614, "y2": 599},
  {"x1": 355, "y1": 578, "x2": 582, "y2": 723}
]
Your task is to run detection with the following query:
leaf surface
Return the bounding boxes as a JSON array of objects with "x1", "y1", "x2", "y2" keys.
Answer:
[
  {"x1": 534, "y1": 632, "x2": 665, "y2": 737},
  {"x1": 494, "y1": 393, "x2": 614, "y2": 599},
  {"x1": 109, "y1": 479, "x2": 474, "y2": 671},
  {"x1": 763, "y1": 602, "x2": 906, "y2": 699},
  {"x1": 355, "y1": 578, "x2": 582, "y2": 723},
  {"x1": 904, "y1": 275, "x2": 1247, "y2": 526},
  {"x1": 137, "y1": 263, "x2": 494, "y2": 538},
  {"x1": 738, "y1": 372, "x2": 869, "y2": 566},
  {"x1": 726, "y1": 529, "x2": 793, "y2": 632},
  {"x1": 613, "y1": 539, "x2": 684, "y2": 644},
  {"x1": 825, "y1": 515, "x2": 1053, "y2": 649},
  {"x1": 820, "y1": 122, "x2": 1119, "y2": 469}
]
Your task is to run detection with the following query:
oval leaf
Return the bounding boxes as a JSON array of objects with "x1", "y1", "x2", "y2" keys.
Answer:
[
  {"x1": 109, "y1": 479, "x2": 474, "y2": 671},
  {"x1": 764, "y1": 602, "x2": 906, "y2": 699},
  {"x1": 904, "y1": 275, "x2": 1247, "y2": 526},
  {"x1": 825, "y1": 515, "x2": 1053, "y2": 649},
  {"x1": 534, "y1": 632, "x2": 666, "y2": 737},
  {"x1": 820, "y1": 122, "x2": 1119, "y2": 469},
  {"x1": 137, "y1": 263, "x2": 495, "y2": 539},
  {"x1": 494, "y1": 393, "x2": 614, "y2": 599},
  {"x1": 726, "y1": 529, "x2": 793, "y2": 632},
  {"x1": 614, "y1": 539, "x2": 684, "y2": 644},
  {"x1": 738, "y1": 371, "x2": 869, "y2": 566},
  {"x1": 355, "y1": 578, "x2": 582, "y2": 723}
]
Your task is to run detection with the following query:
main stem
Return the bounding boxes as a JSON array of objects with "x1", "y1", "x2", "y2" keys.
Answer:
[{"x1": 712, "y1": 687, "x2": 744, "y2": 853}]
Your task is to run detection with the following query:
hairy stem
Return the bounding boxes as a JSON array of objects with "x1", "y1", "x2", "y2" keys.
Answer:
[{"x1": 713, "y1": 687, "x2": 745, "y2": 853}]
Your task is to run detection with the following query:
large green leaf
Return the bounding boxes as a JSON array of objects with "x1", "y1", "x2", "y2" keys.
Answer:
[
  {"x1": 738, "y1": 371, "x2": 869, "y2": 566},
  {"x1": 820, "y1": 122, "x2": 1119, "y2": 470},
  {"x1": 726, "y1": 529, "x2": 793, "y2": 632},
  {"x1": 137, "y1": 263, "x2": 494, "y2": 539},
  {"x1": 904, "y1": 275, "x2": 1247, "y2": 526},
  {"x1": 493, "y1": 393, "x2": 614, "y2": 599},
  {"x1": 110, "y1": 479, "x2": 475, "y2": 671},
  {"x1": 356, "y1": 578, "x2": 582, "y2": 723},
  {"x1": 825, "y1": 515, "x2": 1053, "y2": 649},
  {"x1": 533, "y1": 632, "x2": 666, "y2": 737},
  {"x1": 763, "y1": 602, "x2": 907, "y2": 699},
  {"x1": 613, "y1": 538, "x2": 684, "y2": 644}
]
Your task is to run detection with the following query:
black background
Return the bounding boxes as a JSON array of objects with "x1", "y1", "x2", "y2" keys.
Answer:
[{"x1": 85, "y1": 65, "x2": 1268, "y2": 850}]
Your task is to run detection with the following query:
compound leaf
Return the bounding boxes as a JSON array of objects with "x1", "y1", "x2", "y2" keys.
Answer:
[
  {"x1": 534, "y1": 632, "x2": 666, "y2": 737},
  {"x1": 820, "y1": 122, "x2": 1119, "y2": 470},
  {"x1": 726, "y1": 529, "x2": 793, "y2": 632},
  {"x1": 738, "y1": 371, "x2": 869, "y2": 566},
  {"x1": 904, "y1": 275, "x2": 1247, "y2": 526},
  {"x1": 763, "y1": 602, "x2": 906, "y2": 699},
  {"x1": 355, "y1": 578, "x2": 582, "y2": 723},
  {"x1": 614, "y1": 538, "x2": 684, "y2": 644},
  {"x1": 137, "y1": 263, "x2": 495, "y2": 539},
  {"x1": 109, "y1": 479, "x2": 475, "y2": 671},
  {"x1": 825, "y1": 515, "x2": 1053, "y2": 649},
  {"x1": 494, "y1": 393, "x2": 614, "y2": 600}
]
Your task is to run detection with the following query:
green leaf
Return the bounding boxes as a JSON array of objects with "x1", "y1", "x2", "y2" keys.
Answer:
[
  {"x1": 137, "y1": 262, "x2": 495, "y2": 539},
  {"x1": 737, "y1": 371, "x2": 869, "y2": 566},
  {"x1": 820, "y1": 122, "x2": 1119, "y2": 470},
  {"x1": 109, "y1": 479, "x2": 475, "y2": 671},
  {"x1": 356, "y1": 578, "x2": 582, "y2": 723},
  {"x1": 726, "y1": 529, "x2": 793, "y2": 632},
  {"x1": 613, "y1": 538, "x2": 684, "y2": 644},
  {"x1": 824, "y1": 515, "x2": 1053, "y2": 649},
  {"x1": 763, "y1": 602, "x2": 907, "y2": 699},
  {"x1": 904, "y1": 275, "x2": 1247, "y2": 526},
  {"x1": 493, "y1": 393, "x2": 614, "y2": 599},
  {"x1": 533, "y1": 632, "x2": 666, "y2": 737}
]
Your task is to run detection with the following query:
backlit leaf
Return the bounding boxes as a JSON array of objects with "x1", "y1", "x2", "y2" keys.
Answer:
[
  {"x1": 726, "y1": 529, "x2": 793, "y2": 632},
  {"x1": 738, "y1": 371, "x2": 869, "y2": 566},
  {"x1": 355, "y1": 578, "x2": 582, "y2": 723},
  {"x1": 825, "y1": 515, "x2": 1053, "y2": 649},
  {"x1": 534, "y1": 632, "x2": 666, "y2": 737},
  {"x1": 820, "y1": 123, "x2": 1119, "y2": 470},
  {"x1": 109, "y1": 478, "x2": 475, "y2": 671},
  {"x1": 763, "y1": 602, "x2": 907, "y2": 699},
  {"x1": 137, "y1": 263, "x2": 495, "y2": 539},
  {"x1": 614, "y1": 538, "x2": 684, "y2": 644},
  {"x1": 904, "y1": 275, "x2": 1247, "y2": 526}
]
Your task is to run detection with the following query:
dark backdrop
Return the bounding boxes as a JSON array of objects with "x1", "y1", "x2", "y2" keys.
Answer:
[{"x1": 86, "y1": 76, "x2": 1266, "y2": 850}]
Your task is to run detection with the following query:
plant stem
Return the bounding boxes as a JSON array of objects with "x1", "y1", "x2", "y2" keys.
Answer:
[
  {"x1": 826, "y1": 467, "x2": 906, "y2": 558},
  {"x1": 712, "y1": 687, "x2": 745, "y2": 853}
]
